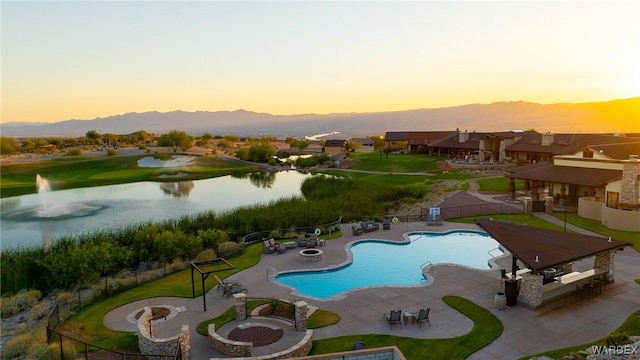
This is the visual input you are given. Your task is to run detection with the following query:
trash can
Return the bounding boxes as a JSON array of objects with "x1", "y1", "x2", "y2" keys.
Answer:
[
  {"x1": 504, "y1": 279, "x2": 518, "y2": 307},
  {"x1": 494, "y1": 292, "x2": 507, "y2": 310}
]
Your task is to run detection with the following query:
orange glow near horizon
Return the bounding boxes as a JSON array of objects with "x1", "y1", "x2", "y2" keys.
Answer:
[{"x1": 2, "y1": 1, "x2": 638, "y2": 124}]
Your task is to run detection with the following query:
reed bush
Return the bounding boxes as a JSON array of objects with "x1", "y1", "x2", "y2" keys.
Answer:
[
  {"x1": 2, "y1": 333, "x2": 34, "y2": 359},
  {"x1": 0, "y1": 290, "x2": 42, "y2": 317}
]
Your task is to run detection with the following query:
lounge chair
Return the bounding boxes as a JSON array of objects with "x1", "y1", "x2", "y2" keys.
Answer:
[
  {"x1": 262, "y1": 238, "x2": 276, "y2": 254},
  {"x1": 384, "y1": 310, "x2": 402, "y2": 329},
  {"x1": 352, "y1": 224, "x2": 363, "y2": 236},
  {"x1": 404, "y1": 308, "x2": 430, "y2": 327},
  {"x1": 214, "y1": 275, "x2": 247, "y2": 298}
]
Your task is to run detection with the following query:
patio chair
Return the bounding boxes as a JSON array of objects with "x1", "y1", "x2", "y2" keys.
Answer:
[
  {"x1": 262, "y1": 238, "x2": 276, "y2": 254},
  {"x1": 405, "y1": 308, "x2": 430, "y2": 327},
  {"x1": 214, "y1": 275, "x2": 247, "y2": 298},
  {"x1": 307, "y1": 233, "x2": 318, "y2": 248},
  {"x1": 384, "y1": 310, "x2": 402, "y2": 329},
  {"x1": 296, "y1": 234, "x2": 307, "y2": 247}
]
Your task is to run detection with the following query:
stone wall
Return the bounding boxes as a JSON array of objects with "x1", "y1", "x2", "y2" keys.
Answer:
[
  {"x1": 518, "y1": 273, "x2": 543, "y2": 309},
  {"x1": 208, "y1": 325, "x2": 313, "y2": 359},
  {"x1": 208, "y1": 324, "x2": 252, "y2": 357},
  {"x1": 137, "y1": 306, "x2": 190, "y2": 360}
]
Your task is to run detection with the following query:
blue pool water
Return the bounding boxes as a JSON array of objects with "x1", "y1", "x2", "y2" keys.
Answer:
[{"x1": 275, "y1": 230, "x2": 502, "y2": 299}]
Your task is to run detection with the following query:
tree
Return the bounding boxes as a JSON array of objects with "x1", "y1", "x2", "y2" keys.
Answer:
[
  {"x1": 290, "y1": 139, "x2": 310, "y2": 151},
  {"x1": 158, "y1": 130, "x2": 193, "y2": 153},
  {"x1": 247, "y1": 142, "x2": 276, "y2": 163},
  {"x1": 85, "y1": 130, "x2": 102, "y2": 145},
  {"x1": 0, "y1": 137, "x2": 18, "y2": 155}
]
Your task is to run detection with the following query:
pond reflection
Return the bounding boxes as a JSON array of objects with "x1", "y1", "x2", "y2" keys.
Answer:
[{"x1": 159, "y1": 181, "x2": 195, "y2": 197}]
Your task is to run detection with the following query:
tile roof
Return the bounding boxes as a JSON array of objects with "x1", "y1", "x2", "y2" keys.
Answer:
[{"x1": 476, "y1": 219, "x2": 631, "y2": 272}]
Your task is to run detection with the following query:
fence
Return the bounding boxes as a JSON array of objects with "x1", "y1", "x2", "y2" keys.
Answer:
[
  {"x1": 46, "y1": 303, "x2": 182, "y2": 360},
  {"x1": 438, "y1": 203, "x2": 522, "y2": 220}
]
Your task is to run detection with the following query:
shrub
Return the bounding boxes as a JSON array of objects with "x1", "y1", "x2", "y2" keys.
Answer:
[
  {"x1": 1, "y1": 290, "x2": 42, "y2": 317},
  {"x1": 217, "y1": 241, "x2": 244, "y2": 258},
  {"x1": 28, "y1": 301, "x2": 51, "y2": 321},
  {"x1": 195, "y1": 249, "x2": 216, "y2": 261},
  {"x1": 602, "y1": 332, "x2": 632, "y2": 347},
  {"x1": 55, "y1": 291, "x2": 76, "y2": 306},
  {"x1": 68, "y1": 148, "x2": 82, "y2": 156},
  {"x1": 37, "y1": 342, "x2": 78, "y2": 360},
  {"x1": 106, "y1": 149, "x2": 117, "y2": 156},
  {"x1": 2, "y1": 333, "x2": 33, "y2": 359}
]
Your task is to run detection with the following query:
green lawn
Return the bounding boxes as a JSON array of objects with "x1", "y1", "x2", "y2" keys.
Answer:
[
  {"x1": 475, "y1": 177, "x2": 525, "y2": 193},
  {"x1": 551, "y1": 212, "x2": 640, "y2": 251},
  {"x1": 346, "y1": 152, "x2": 445, "y2": 173},
  {"x1": 310, "y1": 296, "x2": 503, "y2": 359},
  {"x1": 59, "y1": 243, "x2": 263, "y2": 349},
  {"x1": 450, "y1": 214, "x2": 570, "y2": 232},
  {"x1": 0, "y1": 154, "x2": 256, "y2": 198}
]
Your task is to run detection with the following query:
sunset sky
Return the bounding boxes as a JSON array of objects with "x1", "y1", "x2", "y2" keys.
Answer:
[{"x1": 2, "y1": 1, "x2": 639, "y2": 123}]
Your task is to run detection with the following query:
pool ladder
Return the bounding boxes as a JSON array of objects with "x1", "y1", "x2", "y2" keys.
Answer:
[
  {"x1": 421, "y1": 261, "x2": 433, "y2": 278},
  {"x1": 266, "y1": 265, "x2": 278, "y2": 280}
]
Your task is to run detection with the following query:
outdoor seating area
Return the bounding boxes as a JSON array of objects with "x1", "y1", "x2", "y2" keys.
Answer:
[
  {"x1": 384, "y1": 308, "x2": 431, "y2": 329},
  {"x1": 361, "y1": 220, "x2": 379, "y2": 232}
]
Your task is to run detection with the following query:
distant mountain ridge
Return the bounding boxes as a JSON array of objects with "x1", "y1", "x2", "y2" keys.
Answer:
[{"x1": 2, "y1": 97, "x2": 638, "y2": 138}]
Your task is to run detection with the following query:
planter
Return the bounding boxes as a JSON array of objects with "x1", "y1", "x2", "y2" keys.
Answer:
[{"x1": 495, "y1": 292, "x2": 507, "y2": 310}]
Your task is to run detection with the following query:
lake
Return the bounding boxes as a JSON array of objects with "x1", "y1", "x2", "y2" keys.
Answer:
[{"x1": 0, "y1": 171, "x2": 310, "y2": 250}]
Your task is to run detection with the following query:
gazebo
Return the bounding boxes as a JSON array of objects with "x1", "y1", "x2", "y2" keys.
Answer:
[{"x1": 476, "y1": 219, "x2": 631, "y2": 309}]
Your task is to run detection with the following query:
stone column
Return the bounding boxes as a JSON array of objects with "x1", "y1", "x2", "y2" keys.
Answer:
[
  {"x1": 523, "y1": 197, "x2": 532, "y2": 214},
  {"x1": 518, "y1": 273, "x2": 543, "y2": 309},
  {"x1": 233, "y1": 293, "x2": 247, "y2": 321},
  {"x1": 180, "y1": 325, "x2": 191, "y2": 360},
  {"x1": 294, "y1": 300, "x2": 308, "y2": 331},
  {"x1": 594, "y1": 252, "x2": 613, "y2": 284},
  {"x1": 545, "y1": 196, "x2": 554, "y2": 214}
]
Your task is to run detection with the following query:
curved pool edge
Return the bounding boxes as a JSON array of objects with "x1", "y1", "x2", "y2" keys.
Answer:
[{"x1": 273, "y1": 228, "x2": 505, "y2": 301}]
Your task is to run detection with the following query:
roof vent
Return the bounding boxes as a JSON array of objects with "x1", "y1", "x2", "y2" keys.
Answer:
[{"x1": 630, "y1": 155, "x2": 638, "y2": 161}]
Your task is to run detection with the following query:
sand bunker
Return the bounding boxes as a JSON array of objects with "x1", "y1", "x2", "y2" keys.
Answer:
[{"x1": 137, "y1": 155, "x2": 196, "y2": 168}]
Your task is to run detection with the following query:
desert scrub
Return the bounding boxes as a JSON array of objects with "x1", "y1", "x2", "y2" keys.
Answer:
[
  {"x1": 1, "y1": 290, "x2": 42, "y2": 317},
  {"x1": 2, "y1": 333, "x2": 39, "y2": 359},
  {"x1": 36, "y1": 341, "x2": 78, "y2": 360}
]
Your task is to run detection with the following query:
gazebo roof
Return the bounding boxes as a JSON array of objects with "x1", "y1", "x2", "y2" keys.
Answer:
[{"x1": 476, "y1": 219, "x2": 631, "y2": 272}]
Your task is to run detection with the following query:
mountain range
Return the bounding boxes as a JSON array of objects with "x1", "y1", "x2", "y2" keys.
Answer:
[{"x1": 1, "y1": 97, "x2": 638, "y2": 138}]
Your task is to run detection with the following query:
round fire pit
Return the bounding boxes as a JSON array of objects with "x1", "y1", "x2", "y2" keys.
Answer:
[{"x1": 299, "y1": 248, "x2": 323, "y2": 262}]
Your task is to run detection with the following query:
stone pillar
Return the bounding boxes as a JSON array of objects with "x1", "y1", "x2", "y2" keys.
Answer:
[
  {"x1": 594, "y1": 252, "x2": 613, "y2": 284},
  {"x1": 233, "y1": 292, "x2": 247, "y2": 321},
  {"x1": 517, "y1": 273, "x2": 543, "y2": 309},
  {"x1": 545, "y1": 196, "x2": 554, "y2": 214},
  {"x1": 523, "y1": 197, "x2": 532, "y2": 214},
  {"x1": 294, "y1": 300, "x2": 308, "y2": 331},
  {"x1": 180, "y1": 325, "x2": 191, "y2": 360}
]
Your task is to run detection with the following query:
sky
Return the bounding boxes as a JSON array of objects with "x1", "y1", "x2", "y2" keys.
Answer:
[{"x1": 2, "y1": 1, "x2": 639, "y2": 123}]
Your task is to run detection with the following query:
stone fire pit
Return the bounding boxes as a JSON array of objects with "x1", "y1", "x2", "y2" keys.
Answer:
[{"x1": 299, "y1": 248, "x2": 323, "y2": 262}]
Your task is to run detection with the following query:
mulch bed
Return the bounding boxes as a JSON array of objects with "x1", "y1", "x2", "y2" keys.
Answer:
[{"x1": 227, "y1": 326, "x2": 284, "y2": 347}]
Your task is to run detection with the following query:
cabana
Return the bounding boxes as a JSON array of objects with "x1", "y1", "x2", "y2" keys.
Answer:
[{"x1": 476, "y1": 219, "x2": 631, "y2": 309}]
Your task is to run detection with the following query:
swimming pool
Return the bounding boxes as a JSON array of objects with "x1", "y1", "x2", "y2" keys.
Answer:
[{"x1": 275, "y1": 230, "x2": 503, "y2": 300}]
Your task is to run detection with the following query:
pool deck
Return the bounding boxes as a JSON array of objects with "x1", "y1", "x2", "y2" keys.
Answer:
[{"x1": 104, "y1": 218, "x2": 640, "y2": 359}]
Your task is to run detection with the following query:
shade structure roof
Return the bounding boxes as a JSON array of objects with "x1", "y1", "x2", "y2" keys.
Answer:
[
  {"x1": 506, "y1": 162, "x2": 621, "y2": 187},
  {"x1": 475, "y1": 219, "x2": 631, "y2": 272}
]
